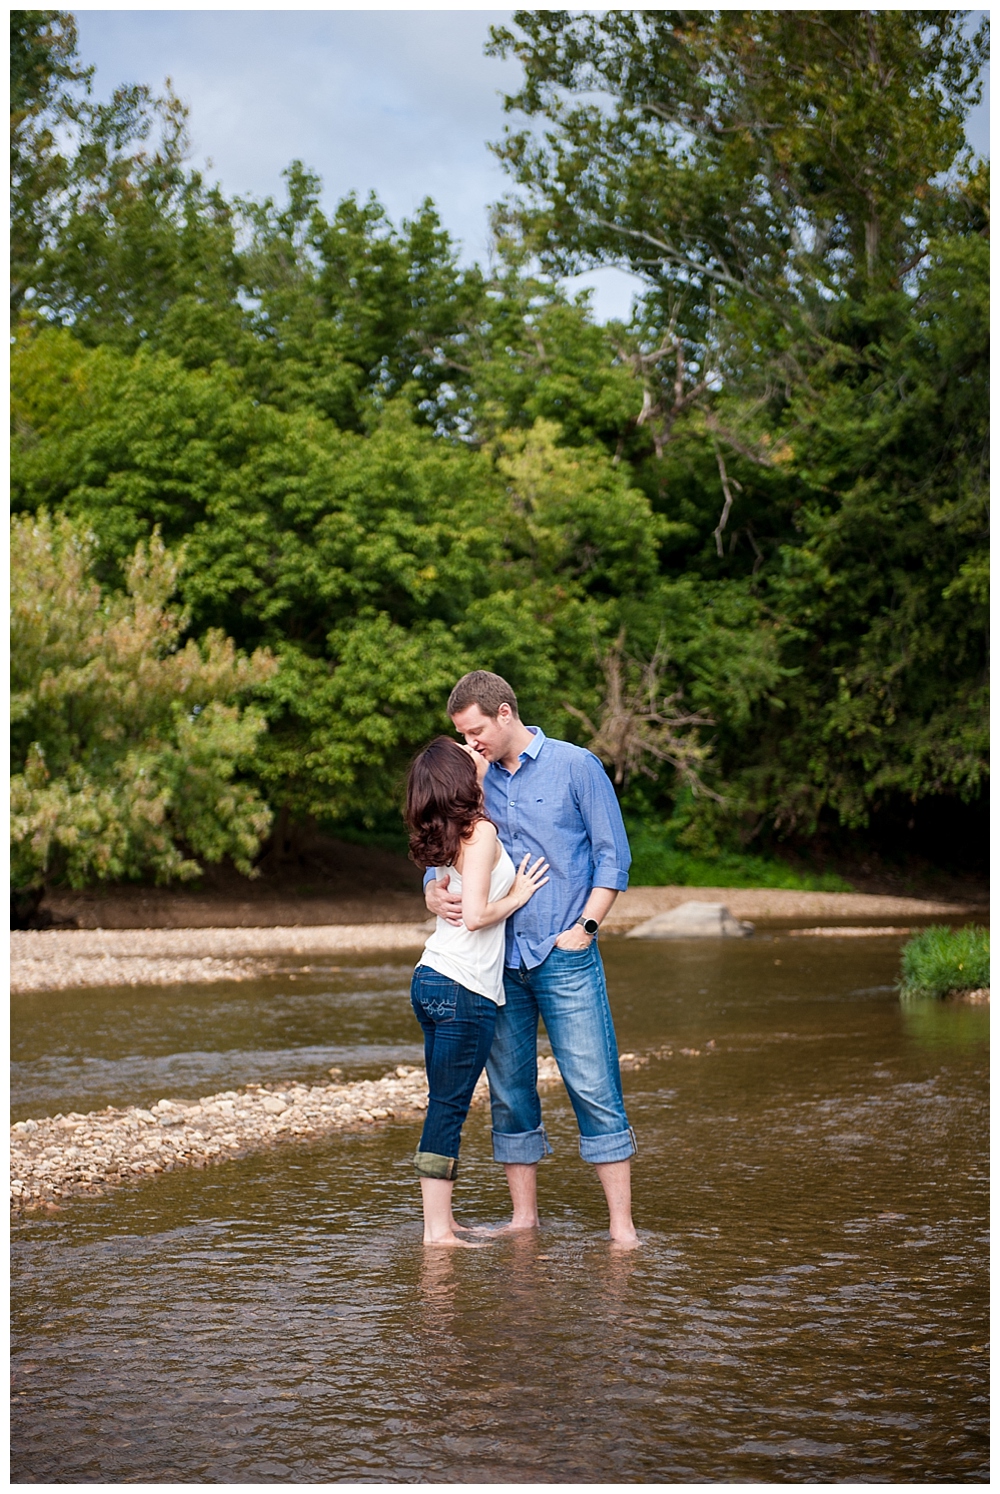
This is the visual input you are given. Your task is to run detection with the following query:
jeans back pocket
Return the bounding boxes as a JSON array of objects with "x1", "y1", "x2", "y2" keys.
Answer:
[{"x1": 413, "y1": 968, "x2": 460, "y2": 1021}]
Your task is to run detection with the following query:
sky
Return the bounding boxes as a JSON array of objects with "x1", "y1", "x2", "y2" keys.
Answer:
[{"x1": 73, "y1": 8, "x2": 990, "y2": 325}]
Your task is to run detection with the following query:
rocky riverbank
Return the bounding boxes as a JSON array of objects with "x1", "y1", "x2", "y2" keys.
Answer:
[
  {"x1": 10, "y1": 923, "x2": 434, "y2": 993},
  {"x1": 9, "y1": 1057, "x2": 555, "y2": 1215},
  {"x1": 9, "y1": 1048, "x2": 668, "y2": 1216},
  {"x1": 11, "y1": 886, "x2": 985, "y2": 994}
]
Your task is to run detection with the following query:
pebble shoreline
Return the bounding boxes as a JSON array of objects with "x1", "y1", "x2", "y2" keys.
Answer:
[
  {"x1": 10, "y1": 923, "x2": 434, "y2": 993},
  {"x1": 10, "y1": 1057, "x2": 563, "y2": 1215},
  {"x1": 9, "y1": 1050, "x2": 667, "y2": 1216},
  {"x1": 12, "y1": 886, "x2": 984, "y2": 995}
]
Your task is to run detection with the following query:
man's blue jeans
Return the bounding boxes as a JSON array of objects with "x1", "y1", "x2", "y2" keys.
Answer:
[
  {"x1": 411, "y1": 965, "x2": 498, "y2": 1180},
  {"x1": 486, "y1": 942, "x2": 636, "y2": 1166}
]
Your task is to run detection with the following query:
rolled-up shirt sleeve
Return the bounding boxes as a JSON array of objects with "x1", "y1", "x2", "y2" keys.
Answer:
[{"x1": 574, "y1": 752, "x2": 631, "y2": 890}]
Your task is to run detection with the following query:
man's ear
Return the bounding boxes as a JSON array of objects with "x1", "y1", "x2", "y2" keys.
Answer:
[{"x1": 496, "y1": 703, "x2": 512, "y2": 725}]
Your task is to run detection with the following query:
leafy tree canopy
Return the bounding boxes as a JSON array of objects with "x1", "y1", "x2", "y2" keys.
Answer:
[
  {"x1": 8, "y1": 9, "x2": 989, "y2": 885},
  {"x1": 487, "y1": 9, "x2": 987, "y2": 300},
  {"x1": 11, "y1": 512, "x2": 276, "y2": 888}
]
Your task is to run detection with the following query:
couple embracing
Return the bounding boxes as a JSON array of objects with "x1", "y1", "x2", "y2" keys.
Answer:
[{"x1": 404, "y1": 670, "x2": 638, "y2": 1249}]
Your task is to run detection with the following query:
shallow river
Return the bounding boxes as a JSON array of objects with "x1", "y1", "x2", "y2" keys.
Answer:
[{"x1": 11, "y1": 934, "x2": 988, "y2": 1482}]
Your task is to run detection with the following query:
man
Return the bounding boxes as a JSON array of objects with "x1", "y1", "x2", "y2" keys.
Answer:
[{"x1": 424, "y1": 669, "x2": 638, "y2": 1247}]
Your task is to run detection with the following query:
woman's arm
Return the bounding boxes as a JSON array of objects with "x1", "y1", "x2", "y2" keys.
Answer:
[{"x1": 460, "y1": 822, "x2": 548, "y2": 931}]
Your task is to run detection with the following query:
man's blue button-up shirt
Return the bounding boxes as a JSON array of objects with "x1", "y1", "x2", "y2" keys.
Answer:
[{"x1": 426, "y1": 727, "x2": 631, "y2": 971}]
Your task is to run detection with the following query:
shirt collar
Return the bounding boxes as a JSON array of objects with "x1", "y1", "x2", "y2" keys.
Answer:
[{"x1": 487, "y1": 725, "x2": 545, "y2": 778}]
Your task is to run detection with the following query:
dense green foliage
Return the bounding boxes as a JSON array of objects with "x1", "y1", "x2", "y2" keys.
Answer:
[
  {"x1": 9, "y1": 11, "x2": 989, "y2": 889},
  {"x1": 486, "y1": 8, "x2": 990, "y2": 843},
  {"x1": 11, "y1": 511, "x2": 275, "y2": 888},
  {"x1": 625, "y1": 819, "x2": 849, "y2": 893},
  {"x1": 899, "y1": 925, "x2": 990, "y2": 998}
]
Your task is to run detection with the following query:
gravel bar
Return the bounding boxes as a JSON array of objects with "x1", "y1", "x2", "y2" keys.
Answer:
[
  {"x1": 786, "y1": 926, "x2": 915, "y2": 937},
  {"x1": 12, "y1": 889, "x2": 985, "y2": 995},
  {"x1": 10, "y1": 1057, "x2": 570, "y2": 1215},
  {"x1": 602, "y1": 888, "x2": 984, "y2": 927},
  {"x1": 11, "y1": 922, "x2": 434, "y2": 993},
  {"x1": 9, "y1": 1049, "x2": 672, "y2": 1215}
]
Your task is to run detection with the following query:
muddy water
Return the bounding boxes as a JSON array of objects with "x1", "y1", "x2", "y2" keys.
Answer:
[{"x1": 11, "y1": 935, "x2": 988, "y2": 1482}]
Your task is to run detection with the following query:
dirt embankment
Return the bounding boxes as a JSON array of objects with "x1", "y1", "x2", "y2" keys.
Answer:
[
  {"x1": 28, "y1": 824, "x2": 987, "y2": 935},
  {"x1": 11, "y1": 887, "x2": 985, "y2": 995},
  {"x1": 30, "y1": 832, "x2": 426, "y2": 931}
]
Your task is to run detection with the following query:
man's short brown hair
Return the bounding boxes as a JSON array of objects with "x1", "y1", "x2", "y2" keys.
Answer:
[{"x1": 447, "y1": 670, "x2": 519, "y2": 720}]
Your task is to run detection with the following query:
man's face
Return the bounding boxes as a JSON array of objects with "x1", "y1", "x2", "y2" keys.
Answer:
[{"x1": 451, "y1": 703, "x2": 513, "y2": 763}]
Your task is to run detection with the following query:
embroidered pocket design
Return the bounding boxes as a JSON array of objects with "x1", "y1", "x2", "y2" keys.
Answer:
[{"x1": 422, "y1": 996, "x2": 457, "y2": 1020}]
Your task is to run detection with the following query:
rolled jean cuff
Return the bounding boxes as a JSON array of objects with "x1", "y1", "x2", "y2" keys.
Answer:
[
  {"x1": 414, "y1": 1150, "x2": 459, "y2": 1180},
  {"x1": 579, "y1": 1126, "x2": 637, "y2": 1165},
  {"x1": 490, "y1": 1124, "x2": 553, "y2": 1165}
]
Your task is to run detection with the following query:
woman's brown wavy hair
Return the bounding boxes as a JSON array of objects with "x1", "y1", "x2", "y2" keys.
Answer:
[{"x1": 405, "y1": 736, "x2": 489, "y2": 869}]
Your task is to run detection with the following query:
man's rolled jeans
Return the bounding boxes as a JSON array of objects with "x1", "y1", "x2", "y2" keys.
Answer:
[{"x1": 485, "y1": 941, "x2": 636, "y2": 1165}]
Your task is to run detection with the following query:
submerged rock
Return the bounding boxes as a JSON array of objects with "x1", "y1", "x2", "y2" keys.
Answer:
[{"x1": 626, "y1": 900, "x2": 754, "y2": 940}]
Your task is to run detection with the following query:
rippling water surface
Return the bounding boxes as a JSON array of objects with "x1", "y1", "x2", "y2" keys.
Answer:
[{"x1": 11, "y1": 935, "x2": 988, "y2": 1482}]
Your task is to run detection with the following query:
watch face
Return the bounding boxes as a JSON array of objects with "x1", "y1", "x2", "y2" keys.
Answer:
[{"x1": 582, "y1": 918, "x2": 599, "y2": 935}]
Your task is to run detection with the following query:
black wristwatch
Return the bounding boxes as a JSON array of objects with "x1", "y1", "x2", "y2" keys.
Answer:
[{"x1": 576, "y1": 916, "x2": 600, "y2": 937}]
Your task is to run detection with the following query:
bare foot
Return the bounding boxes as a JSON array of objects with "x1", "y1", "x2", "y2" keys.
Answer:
[
  {"x1": 466, "y1": 1217, "x2": 540, "y2": 1236},
  {"x1": 609, "y1": 1230, "x2": 640, "y2": 1252},
  {"x1": 422, "y1": 1232, "x2": 490, "y2": 1248}
]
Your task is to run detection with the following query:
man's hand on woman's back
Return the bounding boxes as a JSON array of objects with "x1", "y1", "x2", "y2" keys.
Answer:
[{"x1": 426, "y1": 872, "x2": 464, "y2": 926}]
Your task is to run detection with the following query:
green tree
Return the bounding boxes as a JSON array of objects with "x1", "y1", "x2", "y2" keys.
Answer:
[
  {"x1": 10, "y1": 512, "x2": 276, "y2": 890},
  {"x1": 12, "y1": 11, "x2": 986, "y2": 883},
  {"x1": 10, "y1": 9, "x2": 242, "y2": 348},
  {"x1": 486, "y1": 9, "x2": 990, "y2": 845},
  {"x1": 13, "y1": 321, "x2": 751, "y2": 826},
  {"x1": 11, "y1": 9, "x2": 90, "y2": 320},
  {"x1": 752, "y1": 225, "x2": 990, "y2": 835},
  {"x1": 487, "y1": 10, "x2": 987, "y2": 301}
]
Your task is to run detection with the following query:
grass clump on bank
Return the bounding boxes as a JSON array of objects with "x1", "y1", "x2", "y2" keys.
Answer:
[
  {"x1": 899, "y1": 925, "x2": 989, "y2": 999},
  {"x1": 624, "y1": 822, "x2": 851, "y2": 891}
]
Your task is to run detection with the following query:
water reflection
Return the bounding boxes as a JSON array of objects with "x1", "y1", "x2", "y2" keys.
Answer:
[
  {"x1": 899, "y1": 994, "x2": 991, "y2": 1050},
  {"x1": 11, "y1": 935, "x2": 988, "y2": 1481}
]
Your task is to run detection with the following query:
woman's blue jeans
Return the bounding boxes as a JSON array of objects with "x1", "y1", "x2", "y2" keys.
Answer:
[
  {"x1": 485, "y1": 941, "x2": 636, "y2": 1166},
  {"x1": 410, "y1": 965, "x2": 498, "y2": 1180}
]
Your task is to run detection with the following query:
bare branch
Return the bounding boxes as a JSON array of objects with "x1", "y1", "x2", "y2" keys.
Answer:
[
  {"x1": 745, "y1": 522, "x2": 764, "y2": 577},
  {"x1": 611, "y1": 314, "x2": 709, "y2": 457},
  {"x1": 590, "y1": 218, "x2": 766, "y2": 300},
  {"x1": 702, "y1": 409, "x2": 776, "y2": 468},
  {"x1": 565, "y1": 629, "x2": 722, "y2": 799},
  {"x1": 711, "y1": 438, "x2": 741, "y2": 557}
]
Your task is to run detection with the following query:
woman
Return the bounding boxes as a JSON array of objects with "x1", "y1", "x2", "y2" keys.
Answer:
[{"x1": 405, "y1": 735, "x2": 548, "y2": 1246}]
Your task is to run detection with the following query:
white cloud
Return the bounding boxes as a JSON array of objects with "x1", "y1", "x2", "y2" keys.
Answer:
[
  {"x1": 72, "y1": 8, "x2": 984, "y2": 326},
  {"x1": 73, "y1": 8, "x2": 645, "y2": 319},
  {"x1": 76, "y1": 11, "x2": 519, "y2": 257}
]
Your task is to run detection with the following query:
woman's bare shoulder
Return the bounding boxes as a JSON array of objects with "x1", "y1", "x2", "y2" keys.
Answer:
[{"x1": 455, "y1": 817, "x2": 497, "y2": 875}]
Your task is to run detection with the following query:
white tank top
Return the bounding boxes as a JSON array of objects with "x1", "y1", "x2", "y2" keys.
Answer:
[{"x1": 418, "y1": 846, "x2": 516, "y2": 1004}]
